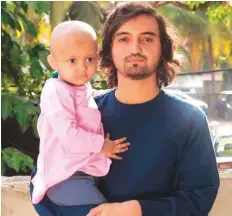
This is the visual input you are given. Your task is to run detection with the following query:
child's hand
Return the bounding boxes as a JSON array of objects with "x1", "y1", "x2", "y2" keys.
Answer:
[{"x1": 101, "y1": 134, "x2": 130, "y2": 160}]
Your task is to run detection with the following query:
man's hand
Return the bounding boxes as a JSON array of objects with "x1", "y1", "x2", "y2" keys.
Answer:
[
  {"x1": 101, "y1": 134, "x2": 130, "y2": 160},
  {"x1": 86, "y1": 201, "x2": 142, "y2": 216}
]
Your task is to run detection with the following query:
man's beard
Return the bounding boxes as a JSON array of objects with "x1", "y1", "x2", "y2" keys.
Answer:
[{"x1": 119, "y1": 62, "x2": 155, "y2": 80}]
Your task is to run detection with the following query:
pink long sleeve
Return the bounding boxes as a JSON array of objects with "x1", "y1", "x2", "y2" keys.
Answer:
[{"x1": 32, "y1": 79, "x2": 111, "y2": 204}]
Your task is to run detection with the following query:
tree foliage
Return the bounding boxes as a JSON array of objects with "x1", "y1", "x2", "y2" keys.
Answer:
[
  {"x1": 156, "y1": 1, "x2": 232, "y2": 71},
  {"x1": 1, "y1": 1, "x2": 50, "y2": 175},
  {"x1": 1, "y1": 1, "x2": 51, "y2": 98},
  {"x1": 186, "y1": 1, "x2": 232, "y2": 30}
]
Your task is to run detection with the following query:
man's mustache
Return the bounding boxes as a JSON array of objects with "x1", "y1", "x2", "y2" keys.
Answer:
[{"x1": 125, "y1": 53, "x2": 146, "y2": 61}]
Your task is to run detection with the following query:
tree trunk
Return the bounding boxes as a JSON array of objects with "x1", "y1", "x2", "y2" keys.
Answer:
[
  {"x1": 50, "y1": 1, "x2": 72, "y2": 31},
  {"x1": 208, "y1": 34, "x2": 214, "y2": 68},
  {"x1": 201, "y1": 37, "x2": 210, "y2": 69}
]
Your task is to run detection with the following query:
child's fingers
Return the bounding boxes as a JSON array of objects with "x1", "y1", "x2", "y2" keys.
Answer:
[
  {"x1": 105, "y1": 133, "x2": 110, "y2": 140},
  {"x1": 116, "y1": 143, "x2": 130, "y2": 149},
  {"x1": 110, "y1": 154, "x2": 122, "y2": 160},
  {"x1": 114, "y1": 137, "x2": 127, "y2": 144},
  {"x1": 114, "y1": 148, "x2": 128, "y2": 153}
]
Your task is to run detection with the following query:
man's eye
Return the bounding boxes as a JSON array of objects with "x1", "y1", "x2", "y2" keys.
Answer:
[
  {"x1": 86, "y1": 57, "x2": 93, "y2": 63},
  {"x1": 69, "y1": 59, "x2": 75, "y2": 63},
  {"x1": 118, "y1": 37, "x2": 128, "y2": 42},
  {"x1": 142, "y1": 37, "x2": 153, "y2": 42}
]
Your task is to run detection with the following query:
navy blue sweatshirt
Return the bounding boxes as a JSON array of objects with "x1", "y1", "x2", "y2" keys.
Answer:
[{"x1": 96, "y1": 89, "x2": 219, "y2": 216}]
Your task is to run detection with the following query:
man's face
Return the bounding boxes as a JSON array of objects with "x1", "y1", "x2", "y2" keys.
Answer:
[{"x1": 112, "y1": 15, "x2": 161, "y2": 80}]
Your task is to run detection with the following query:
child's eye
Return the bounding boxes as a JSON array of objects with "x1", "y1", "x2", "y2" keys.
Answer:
[
  {"x1": 68, "y1": 59, "x2": 75, "y2": 64},
  {"x1": 86, "y1": 57, "x2": 94, "y2": 63}
]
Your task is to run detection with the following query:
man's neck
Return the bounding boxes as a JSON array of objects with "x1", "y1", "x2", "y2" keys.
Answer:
[{"x1": 115, "y1": 73, "x2": 160, "y2": 104}]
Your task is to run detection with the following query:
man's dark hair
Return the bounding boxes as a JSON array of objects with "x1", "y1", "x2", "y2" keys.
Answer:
[{"x1": 100, "y1": 2, "x2": 179, "y2": 88}]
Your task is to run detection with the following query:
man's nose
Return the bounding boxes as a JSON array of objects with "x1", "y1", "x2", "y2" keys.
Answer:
[{"x1": 131, "y1": 40, "x2": 142, "y2": 53}]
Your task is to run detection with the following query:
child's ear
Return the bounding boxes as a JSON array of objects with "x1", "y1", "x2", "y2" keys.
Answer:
[{"x1": 47, "y1": 54, "x2": 57, "y2": 71}]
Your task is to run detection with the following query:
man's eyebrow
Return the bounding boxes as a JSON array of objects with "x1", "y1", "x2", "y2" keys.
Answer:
[
  {"x1": 114, "y1": 31, "x2": 157, "y2": 37},
  {"x1": 141, "y1": 31, "x2": 157, "y2": 36},
  {"x1": 114, "y1": 32, "x2": 129, "y2": 37}
]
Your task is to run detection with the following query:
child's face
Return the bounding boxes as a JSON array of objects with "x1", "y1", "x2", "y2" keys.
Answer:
[{"x1": 52, "y1": 33, "x2": 98, "y2": 86}]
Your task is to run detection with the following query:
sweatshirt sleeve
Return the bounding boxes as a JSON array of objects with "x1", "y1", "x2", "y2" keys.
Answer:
[
  {"x1": 138, "y1": 111, "x2": 220, "y2": 216},
  {"x1": 38, "y1": 80, "x2": 104, "y2": 156}
]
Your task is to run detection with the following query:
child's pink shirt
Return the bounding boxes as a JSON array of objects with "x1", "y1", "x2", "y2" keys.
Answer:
[{"x1": 31, "y1": 78, "x2": 111, "y2": 204}]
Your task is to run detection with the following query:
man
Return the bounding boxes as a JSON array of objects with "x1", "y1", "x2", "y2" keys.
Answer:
[
  {"x1": 87, "y1": 2, "x2": 219, "y2": 216},
  {"x1": 31, "y1": 2, "x2": 219, "y2": 216}
]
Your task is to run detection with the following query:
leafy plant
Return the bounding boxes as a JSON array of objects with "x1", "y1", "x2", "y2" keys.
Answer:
[
  {"x1": 1, "y1": 147, "x2": 34, "y2": 175},
  {"x1": 1, "y1": 92, "x2": 40, "y2": 137},
  {"x1": 1, "y1": 2, "x2": 49, "y2": 176}
]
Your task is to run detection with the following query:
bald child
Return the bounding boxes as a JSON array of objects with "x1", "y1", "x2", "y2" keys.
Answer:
[{"x1": 31, "y1": 21, "x2": 129, "y2": 207}]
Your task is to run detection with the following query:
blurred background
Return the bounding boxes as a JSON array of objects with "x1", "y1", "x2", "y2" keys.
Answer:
[{"x1": 1, "y1": 1, "x2": 232, "y2": 176}]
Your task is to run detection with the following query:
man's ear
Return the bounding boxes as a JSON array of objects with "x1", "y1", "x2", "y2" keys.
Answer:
[{"x1": 47, "y1": 54, "x2": 57, "y2": 71}]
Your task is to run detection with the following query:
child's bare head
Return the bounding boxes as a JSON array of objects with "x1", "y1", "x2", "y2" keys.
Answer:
[{"x1": 48, "y1": 21, "x2": 98, "y2": 86}]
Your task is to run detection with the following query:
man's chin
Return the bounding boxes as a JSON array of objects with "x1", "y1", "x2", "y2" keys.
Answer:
[
  {"x1": 127, "y1": 74, "x2": 152, "y2": 80},
  {"x1": 124, "y1": 70, "x2": 154, "y2": 80}
]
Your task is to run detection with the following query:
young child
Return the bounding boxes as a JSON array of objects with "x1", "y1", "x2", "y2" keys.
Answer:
[{"x1": 31, "y1": 21, "x2": 130, "y2": 206}]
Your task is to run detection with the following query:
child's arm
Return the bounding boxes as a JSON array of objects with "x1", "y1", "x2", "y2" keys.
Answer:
[{"x1": 39, "y1": 80, "x2": 104, "y2": 156}]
